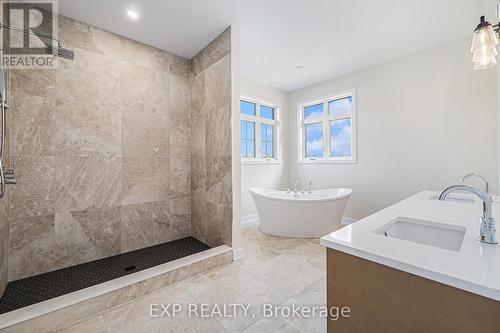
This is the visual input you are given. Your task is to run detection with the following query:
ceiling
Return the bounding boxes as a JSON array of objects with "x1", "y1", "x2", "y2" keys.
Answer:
[
  {"x1": 58, "y1": 0, "x2": 236, "y2": 58},
  {"x1": 59, "y1": 0, "x2": 497, "y2": 91}
]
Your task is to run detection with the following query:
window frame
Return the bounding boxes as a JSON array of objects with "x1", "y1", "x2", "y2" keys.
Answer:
[
  {"x1": 240, "y1": 95, "x2": 281, "y2": 165},
  {"x1": 298, "y1": 89, "x2": 357, "y2": 164}
]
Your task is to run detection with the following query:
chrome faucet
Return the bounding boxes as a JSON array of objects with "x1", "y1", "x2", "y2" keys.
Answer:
[
  {"x1": 461, "y1": 173, "x2": 491, "y2": 194},
  {"x1": 439, "y1": 184, "x2": 497, "y2": 244},
  {"x1": 294, "y1": 179, "x2": 303, "y2": 194}
]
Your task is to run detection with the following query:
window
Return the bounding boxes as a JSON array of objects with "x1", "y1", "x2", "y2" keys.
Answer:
[
  {"x1": 240, "y1": 120, "x2": 255, "y2": 158},
  {"x1": 240, "y1": 97, "x2": 279, "y2": 163},
  {"x1": 299, "y1": 90, "x2": 356, "y2": 163}
]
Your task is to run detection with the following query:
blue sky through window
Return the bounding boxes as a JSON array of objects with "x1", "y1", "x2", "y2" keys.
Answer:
[
  {"x1": 240, "y1": 100, "x2": 256, "y2": 116},
  {"x1": 304, "y1": 103, "x2": 323, "y2": 119},
  {"x1": 330, "y1": 118, "x2": 352, "y2": 157},
  {"x1": 260, "y1": 123, "x2": 273, "y2": 158},
  {"x1": 328, "y1": 97, "x2": 352, "y2": 115},
  {"x1": 260, "y1": 105, "x2": 274, "y2": 120},
  {"x1": 305, "y1": 123, "x2": 323, "y2": 158},
  {"x1": 240, "y1": 120, "x2": 255, "y2": 157}
]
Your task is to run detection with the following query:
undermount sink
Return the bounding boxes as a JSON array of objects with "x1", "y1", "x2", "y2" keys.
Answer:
[{"x1": 375, "y1": 217, "x2": 466, "y2": 251}]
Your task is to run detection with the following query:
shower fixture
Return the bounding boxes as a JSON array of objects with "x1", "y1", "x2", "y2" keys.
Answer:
[
  {"x1": 0, "y1": 22, "x2": 75, "y2": 60},
  {"x1": 45, "y1": 45, "x2": 75, "y2": 61},
  {"x1": 0, "y1": 22, "x2": 74, "y2": 198},
  {"x1": 0, "y1": 67, "x2": 15, "y2": 199}
]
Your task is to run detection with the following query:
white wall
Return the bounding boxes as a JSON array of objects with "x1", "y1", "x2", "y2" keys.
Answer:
[
  {"x1": 498, "y1": 56, "x2": 500, "y2": 195},
  {"x1": 288, "y1": 37, "x2": 498, "y2": 220},
  {"x1": 240, "y1": 79, "x2": 289, "y2": 219}
]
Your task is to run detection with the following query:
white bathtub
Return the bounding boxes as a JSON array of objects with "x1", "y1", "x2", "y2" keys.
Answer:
[{"x1": 250, "y1": 188, "x2": 353, "y2": 238}]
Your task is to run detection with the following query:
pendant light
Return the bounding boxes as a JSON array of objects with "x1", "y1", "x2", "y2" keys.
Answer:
[{"x1": 471, "y1": 16, "x2": 499, "y2": 70}]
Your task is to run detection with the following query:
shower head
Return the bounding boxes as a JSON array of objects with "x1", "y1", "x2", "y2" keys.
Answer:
[
  {"x1": 0, "y1": 23, "x2": 75, "y2": 60},
  {"x1": 46, "y1": 45, "x2": 75, "y2": 60}
]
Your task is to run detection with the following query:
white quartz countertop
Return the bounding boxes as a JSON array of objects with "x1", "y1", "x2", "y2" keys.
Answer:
[{"x1": 320, "y1": 191, "x2": 500, "y2": 301}]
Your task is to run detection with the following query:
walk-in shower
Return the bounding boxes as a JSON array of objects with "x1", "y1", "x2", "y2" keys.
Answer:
[{"x1": 0, "y1": 10, "x2": 234, "y2": 332}]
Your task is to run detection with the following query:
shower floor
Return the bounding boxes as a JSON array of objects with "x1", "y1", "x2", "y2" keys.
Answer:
[{"x1": 0, "y1": 237, "x2": 210, "y2": 314}]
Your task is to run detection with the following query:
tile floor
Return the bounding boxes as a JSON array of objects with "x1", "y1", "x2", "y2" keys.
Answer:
[{"x1": 56, "y1": 224, "x2": 326, "y2": 333}]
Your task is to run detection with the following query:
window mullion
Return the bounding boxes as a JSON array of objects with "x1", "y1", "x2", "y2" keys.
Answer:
[
  {"x1": 327, "y1": 112, "x2": 352, "y2": 121},
  {"x1": 255, "y1": 119, "x2": 260, "y2": 159},
  {"x1": 323, "y1": 101, "x2": 328, "y2": 159},
  {"x1": 241, "y1": 114, "x2": 258, "y2": 122},
  {"x1": 260, "y1": 118, "x2": 276, "y2": 125}
]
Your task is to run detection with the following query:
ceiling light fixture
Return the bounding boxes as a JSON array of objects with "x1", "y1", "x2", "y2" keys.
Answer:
[
  {"x1": 471, "y1": 16, "x2": 498, "y2": 70},
  {"x1": 296, "y1": 65, "x2": 304, "y2": 70},
  {"x1": 127, "y1": 10, "x2": 139, "y2": 20}
]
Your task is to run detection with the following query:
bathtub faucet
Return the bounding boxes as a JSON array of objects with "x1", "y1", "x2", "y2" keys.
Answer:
[{"x1": 294, "y1": 180, "x2": 304, "y2": 194}]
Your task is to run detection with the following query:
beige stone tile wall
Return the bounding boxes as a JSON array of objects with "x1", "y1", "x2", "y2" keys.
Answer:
[
  {"x1": 190, "y1": 28, "x2": 233, "y2": 247},
  {"x1": 0, "y1": 0, "x2": 11, "y2": 296},
  {"x1": 7, "y1": 15, "x2": 193, "y2": 280}
]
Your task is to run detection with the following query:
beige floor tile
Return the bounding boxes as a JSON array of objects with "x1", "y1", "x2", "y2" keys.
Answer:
[
  {"x1": 287, "y1": 241, "x2": 326, "y2": 270},
  {"x1": 240, "y1": 224, "x2": 265, "y2": 241},
  {"x1": 102, "y1": 282, "x2": 225, "y2": 333},
  {"x1": 279, "y1": 299, "x2": 327, "y2": 333},
  {"x1": 242, "y1": 317, "x2": 301, "y2": 333},
  {"x1": 242, "y1": 252, "x2": 325, "y2": 298},
  {"x1": 56, "y1": 314, "x2": 107, "y2": 333},
  {"x1": 254, "y1": 234, "x2": 310, "y2": 254},
  {"x1": 184, "y1": 263, "x2": 288, "y2": 332},
  {"x1": 235, "y1": 241, "x2": 281, "y2": 271},
  {"x1": 309, "y1": 238, "x2": 322, "y2": 245},
  {"x1": 294, "y1": 276, "x2": 326, "y2": 306}
]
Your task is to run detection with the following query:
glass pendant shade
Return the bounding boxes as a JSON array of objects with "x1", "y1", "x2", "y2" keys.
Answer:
[{"x1": 471, "y1": 24, "x2": 498, "y2": 70}]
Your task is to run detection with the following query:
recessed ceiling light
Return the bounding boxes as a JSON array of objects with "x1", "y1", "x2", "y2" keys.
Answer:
[
  {"x1": 296, "y1": 65, "x2": 304, "y2": 70},
  {"x1": 127, "y1": 10, "x2": 139, "y2": 19}
]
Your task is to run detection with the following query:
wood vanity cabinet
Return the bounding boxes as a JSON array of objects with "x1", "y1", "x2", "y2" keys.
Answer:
[{"x1": 326, "y1": 249, "x2": 500, "y2": 333}]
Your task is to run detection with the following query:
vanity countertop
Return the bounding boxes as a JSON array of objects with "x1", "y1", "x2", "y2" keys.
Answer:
[{"x1": 320, "y1": 191, "x2": 500, "y2": 301}]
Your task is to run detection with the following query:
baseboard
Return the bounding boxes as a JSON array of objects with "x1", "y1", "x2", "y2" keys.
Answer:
[
  {"x1": 241, "y1": 213, "x2": 259, "y2": 225},
  {"x1": 342, "y1": 217, "x2": 357, "y2": 225},
  {"x1": 232, "y1": 247, "x2": 244, "y2": 261}
]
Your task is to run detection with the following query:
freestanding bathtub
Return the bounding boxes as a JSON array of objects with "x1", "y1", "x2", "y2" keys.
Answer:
[{"x1": 250, "y1": 187, "x2": 353, "y2": 238}]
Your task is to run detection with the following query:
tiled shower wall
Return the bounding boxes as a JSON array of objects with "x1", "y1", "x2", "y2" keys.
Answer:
[
  {"x1": 191, "y1": 28, "x2": 233, "y2": 248},
  {"x1": 7, "y1": 16, "x2": 193, "y2": 280},
  {"x1": 0, "y1": 0, "x2": 9, "y2": 296}
]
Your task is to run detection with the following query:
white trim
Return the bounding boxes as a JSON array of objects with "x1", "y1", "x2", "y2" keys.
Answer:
[
  {"x1": 241, "y1": 213, "x2": 260, "y2": 224},
  {"x1": 231, "y1": 24, "x2": 242, "y2": 265},
  {"x1": 297, "y1": 88, "x2": 357, "y2": 163},
  {"x1": 0, "y1": 245, "x2": 232, "y2": 329},
  {"x1": 297, "y1": 159, "x2": 357, "y2": 165},
  {"x1": 232, "y1": 247, "x2": 244, "y2": 261},
  {"x1": 341, "y1": 216, "x2": 358, "y2": 225},
  {"x1": 242, "y1": 160, "x2": 281, "y2": 165}
]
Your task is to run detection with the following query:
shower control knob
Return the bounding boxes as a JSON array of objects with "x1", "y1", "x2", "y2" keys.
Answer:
[
  {"x1": 4, "y1": 177, "x2": 16, "y2": 185},
  {"x1": 4, "y1": 169, "x2": 15, "y2": 185}
]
